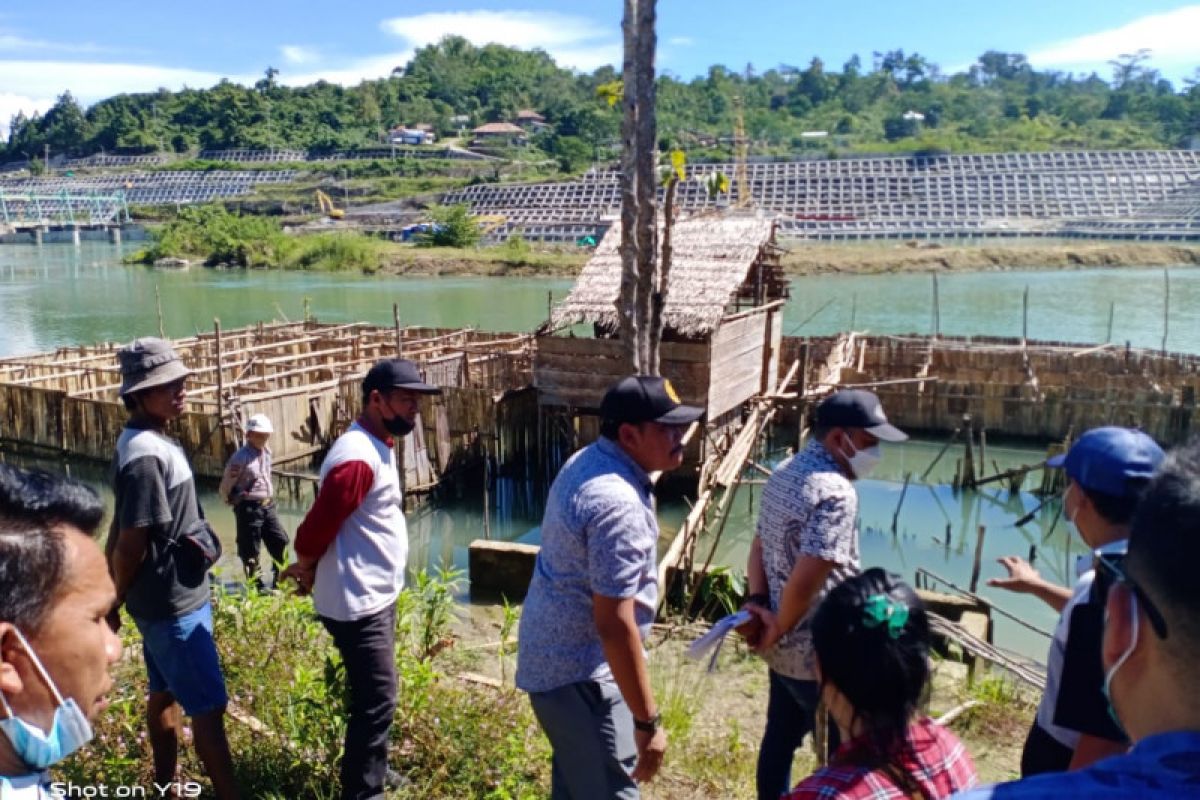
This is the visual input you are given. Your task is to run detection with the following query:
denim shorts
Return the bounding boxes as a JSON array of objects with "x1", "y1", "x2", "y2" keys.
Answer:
[{"x1": 134, "y1": 601, "x2": 228, "y2": 716}]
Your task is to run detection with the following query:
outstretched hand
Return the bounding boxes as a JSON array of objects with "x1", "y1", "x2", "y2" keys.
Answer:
[{"x1": 987, "y1": 555, "x2": 1042, "y2": 594}]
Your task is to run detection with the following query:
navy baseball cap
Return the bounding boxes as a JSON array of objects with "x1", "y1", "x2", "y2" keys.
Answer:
[
  {"x1": 600, "y1": 375, "x2": 704, "y2": 426},
  {"x1": 1047, "y1": 427, "x2": 1164, "y2": 498},
  {"x1": 815, "y1": 389, "x2": 908, "y2": 442},
  {"x1": 362, "y1": 358, "x2": 441, "y2": 396}
]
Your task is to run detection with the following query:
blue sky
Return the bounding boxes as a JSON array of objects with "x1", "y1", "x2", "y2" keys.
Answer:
[{"x1": 2, "y1": 1, "x2": 1198, "y2": 137}]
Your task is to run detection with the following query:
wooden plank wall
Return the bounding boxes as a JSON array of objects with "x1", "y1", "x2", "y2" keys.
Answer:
[
  {"x1": 534, "y1": 336, "x2": 710, "y2": 409},
  {"x1": 708, "y1": 311, "x2": 769, "y2": 418},
  {"x1": 780, "y1": 334, "x2": 1200, "y2": 444}
]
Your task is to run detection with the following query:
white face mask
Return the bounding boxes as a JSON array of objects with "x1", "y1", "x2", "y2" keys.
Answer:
[
  {"x1": 842, "y1": 437, "x2": 882, "y2": 479},
  {"x1": 0, "y1": 627, "x2": 94, "y2": 770},
  {"x1": 1101, "y1": 589, "x2": 1140, "y2": 738}
]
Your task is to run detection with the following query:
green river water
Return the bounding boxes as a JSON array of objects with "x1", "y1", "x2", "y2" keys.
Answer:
[{"x1": 4, "y1": 242, "x2": 1199, "y2": 662}]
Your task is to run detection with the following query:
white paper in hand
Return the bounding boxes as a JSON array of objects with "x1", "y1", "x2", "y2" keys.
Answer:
[{"x1": 686, "y1": 609, "x2": 752, "y2": 671}]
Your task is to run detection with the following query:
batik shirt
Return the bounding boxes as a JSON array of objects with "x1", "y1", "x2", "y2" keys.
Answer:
[{"x1": 756, "y1": 438, "x2": 859, "y2": 680}]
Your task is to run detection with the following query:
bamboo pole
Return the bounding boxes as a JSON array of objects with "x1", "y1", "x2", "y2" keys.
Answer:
[
  {"x1": 393, "y1": 303, "x2": 402, "y2": 355},
  {"x1": 1162, "y1": 267, "x2": 1170, "y2": 353},
  {"x1": 214, "y1": 318, "x2": 226, "y2": 450}
]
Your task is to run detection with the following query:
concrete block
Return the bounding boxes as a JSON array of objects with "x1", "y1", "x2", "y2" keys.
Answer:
[{"x1": 469, "y1": 539, "x2": 539, "y2": 599}]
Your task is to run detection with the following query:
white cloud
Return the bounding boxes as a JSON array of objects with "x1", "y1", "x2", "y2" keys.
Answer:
[
  {"x1": 280, "y1": 45, "x2": 320, "y2": 66},
  {"x1": 381, "y1": 9, "x2": 619, "y2": 71},
  {"x1": 0, "y1": 28, "x2": 121, "y2": 55},
  {"x1": 279, "y1": 52, "x2": 413, "y2": 87},
  {"x1": 667, "y1": 36, "x2": 695, "y2": 47},
  {"x1": 0, "y1": 92, "x2": 53, "y2": 141},
  {"x1": 1028, "y1": 5, "x2": 1200, "y2": 78}
]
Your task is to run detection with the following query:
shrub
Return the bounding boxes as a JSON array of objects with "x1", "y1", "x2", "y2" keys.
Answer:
[{"x1": 56, "y1": 572, "x2": 549, "y2": 799}]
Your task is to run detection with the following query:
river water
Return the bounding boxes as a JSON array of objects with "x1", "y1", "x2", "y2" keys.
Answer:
[{"x1": 4, "y1": 242, "x2": 1198, "y2": 662}]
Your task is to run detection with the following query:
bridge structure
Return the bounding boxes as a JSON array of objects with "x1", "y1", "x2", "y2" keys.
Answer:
[{"x1": 0, "y1": 189, "x2": 130, "y2": 228}]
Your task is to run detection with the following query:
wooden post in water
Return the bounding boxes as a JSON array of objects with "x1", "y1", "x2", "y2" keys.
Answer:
[
  {"x1": 214, "y1": 318, "x2": 226, "y2": 450},
  {"x1": 393, "y1": 303, "x2": 402, "y2": 355},
  {"x1": 155, "y1": 283, "x2": 165, "y2": 339},
  {"x1": 978, "y1": 428, "x2": 988, "y2": 479},
  {"x1": 1162, "y1": 268, "x2": 1170, "y2": 353},
  {"x1": 1106, "y1": 301, "x2": 1115, "y2": 343},
  {"x1": 891, "y1": 472, "x2": 911, "y2": 535},
  {"x1": 1021, "y1": 285, "x2": 1029, "y2": 345},
  {"x1": 931, "y1": 274, "x2": 941, "y2": 338},
  {"x1": 961, "y1": 415, "x2": 976, "y2": 489},
  {"x1": 969, "y1": 524, "x2": 987, "y2": 594}
]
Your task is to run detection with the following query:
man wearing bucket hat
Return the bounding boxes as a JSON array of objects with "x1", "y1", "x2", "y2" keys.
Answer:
[
  {"x1": 988, "y1": 426, "x2": 1164, "y2": 775},
  {"x1": 517, "y1": 375, "x2": 704, "y2": 799},
  {"x1": 741, "y1": 389, "x2": 908, "y2": 800},
  {"x1": 280, "y1": 358, "x2": 440, "y2": 800},
  {"x1": 219, "y1": 413, "x2": 290, "y2": 590},
  {"x1": 106, "y1": 337, "x2": 240, "y2": 799}
]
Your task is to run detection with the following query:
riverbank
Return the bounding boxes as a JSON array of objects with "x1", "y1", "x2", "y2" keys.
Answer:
[
  {"x1": 782, "y1": 241, "x2": 1200, "y2": 274},
  {"x1": 373, "y1": 240, "x2": 1200, "y2": 277}
]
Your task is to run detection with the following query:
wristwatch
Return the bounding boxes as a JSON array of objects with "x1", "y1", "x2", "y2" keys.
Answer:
[{"x1": 633, "y1": 712, "x2": 661, "y2": 734}]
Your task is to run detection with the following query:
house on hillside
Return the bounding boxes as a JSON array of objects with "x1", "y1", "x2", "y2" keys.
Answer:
[
  {"x1": 471, "y1": 122, "x2": 527, "y2": 147},
  {"x1": 535, "y1": 215, "x2": 789, "y2": 467},
  {"x1": 388, "y1": 125, "x2": 435, "y2": 145},
  {"x1": 514, "y1": 109, "x2": 549, "y2": 132}
]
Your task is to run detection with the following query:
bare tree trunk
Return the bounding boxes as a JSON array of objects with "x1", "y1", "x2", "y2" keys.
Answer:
[
  {"x1": 615, "y1": 0, "x2": 658, "y2": 375},
  {"x1": 617, "y1": 0, "x2": 642, "y2": 373},
  {"x1": 632, "y1": 0, "x2": 658, "y2": 375},
  {"x1": 649, "y1": 177, "x2": 676, "y2": 376}
]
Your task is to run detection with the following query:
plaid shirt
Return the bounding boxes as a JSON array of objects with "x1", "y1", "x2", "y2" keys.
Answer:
[{"x1": 787, "y1": 718, "x2": 978, "y2": 800}]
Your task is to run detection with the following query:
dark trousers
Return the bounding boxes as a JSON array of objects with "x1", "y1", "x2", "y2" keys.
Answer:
[
  {"x1": 1021, "y1": 722, "x2": 1074, "y2": 777},
  {"x1": 234, "y1": 501, "x2": 289, "y2": 586},
  {"x1": 321, "y1": 604, "x2": 398, "y2": 800},
  {"x1": 757, "y1": 670, "x2": 841, "y2": 800}
]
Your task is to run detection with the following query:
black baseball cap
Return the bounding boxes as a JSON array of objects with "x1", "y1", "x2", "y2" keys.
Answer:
[
  {"x1": 362, "y1": 358, "x2": 441, "y2": 396},
  {"x1": 815, "y1": 389, "x2": 907, "y2": 442},
  {"x1": 600, "y1": 375, "x2": 704, "y2": 426}
]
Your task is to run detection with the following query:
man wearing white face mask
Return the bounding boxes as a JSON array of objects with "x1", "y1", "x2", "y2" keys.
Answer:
[
  {"x1": 0, "y1": 464, "x2": 122, "y2": 798},
  {"x1": 953, "y1": 439, "x2": 1200, "y2": 799},
  {"x1": 741, "y1": 389, "x2": 907, "y2": 800},
  {"x1": 987, "y1": 427, "x2": 1163, "y2": 776}
]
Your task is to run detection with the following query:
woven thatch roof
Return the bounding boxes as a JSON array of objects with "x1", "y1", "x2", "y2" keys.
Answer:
[{"x1": 551, "y1": 216, "x2": 776, "y2": 337}]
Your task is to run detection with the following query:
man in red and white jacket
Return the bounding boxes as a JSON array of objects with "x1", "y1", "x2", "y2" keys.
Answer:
[{"x1": 281, "y1": 358, "x2": 440, "y2": 800}]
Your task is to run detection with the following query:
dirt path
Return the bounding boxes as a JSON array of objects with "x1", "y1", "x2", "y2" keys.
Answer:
[{"x1": 450, "y1": 603, "x2": 1032, "y2": 799}]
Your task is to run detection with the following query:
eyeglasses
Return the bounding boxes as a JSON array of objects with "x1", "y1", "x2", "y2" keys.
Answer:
[{"x1": 1094, "y1": 552, "x2": 1169, "y2": 640}]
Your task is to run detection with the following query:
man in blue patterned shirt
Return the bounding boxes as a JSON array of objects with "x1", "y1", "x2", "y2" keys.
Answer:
[
  {"x1": 743, "y1": 389, "x2": 908, "y2": 800},
  {"x1": 517, "y1": 375, "x2": 703, "y2": 799},
  {"x1": 954, "y1": 439, "x2": 1200, "y2": 799}
]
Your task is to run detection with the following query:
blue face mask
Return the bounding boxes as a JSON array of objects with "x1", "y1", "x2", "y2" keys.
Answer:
[
  {"x1": 1100, "y1": 589, "x2": 1140, "y2": 739},
  {"x1": 0, "y1": 627, "x2": 94, "y2": 770}
]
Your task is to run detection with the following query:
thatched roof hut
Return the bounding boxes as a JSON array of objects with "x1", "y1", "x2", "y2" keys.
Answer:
[
  {"x1": 536, "y1": 214, "x2": 790, "y2": 445},
  {"x1": 551, "y1": 215, "x2": 785, "y2": 338}
]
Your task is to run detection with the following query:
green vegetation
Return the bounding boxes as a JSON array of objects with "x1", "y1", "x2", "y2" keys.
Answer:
[
  {"x1": 4, "y1": 40, "x2": 1199, "y2": 168},
  {"x1": 133, "y1": 204, "x2": 386, "y2": 272},
  {"x1": 55, "y1": 573, "x2": 550, "y2": 799},
  {"x1": 418, "y1": 204, "x2": 482, "y2": 248}
]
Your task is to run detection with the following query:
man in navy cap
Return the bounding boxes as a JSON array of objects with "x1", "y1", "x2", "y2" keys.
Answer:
[
  {"x1": 741, "y1": 389, "x2": 907, "y2": 800},
  {"x1": 989, "y1": 426, "x2": 1164, "y2": 775},
  {"x1": 517, "y1": 375, "x2": 704, "y2": 799},
  {"x1": 281, "y1": 358, "x2": 440, "y2": 800}
]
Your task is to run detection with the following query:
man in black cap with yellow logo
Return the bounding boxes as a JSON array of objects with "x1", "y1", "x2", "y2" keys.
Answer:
[
  {"x1": 517, "y1": 375, "x2": 703, "y2": 799},
  {"x1": 741, "y1": 389, "x2": 907, "y2": 800}
]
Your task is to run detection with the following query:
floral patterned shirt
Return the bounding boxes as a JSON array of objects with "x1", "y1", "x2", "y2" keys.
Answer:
[{"x1": 756, "y1": 438, "x2": 859, "y2": 679}]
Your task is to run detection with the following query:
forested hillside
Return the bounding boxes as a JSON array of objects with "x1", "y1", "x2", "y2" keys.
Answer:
[{"x1": 4, "y1": 37, "x2": 1198, "y2": 167}]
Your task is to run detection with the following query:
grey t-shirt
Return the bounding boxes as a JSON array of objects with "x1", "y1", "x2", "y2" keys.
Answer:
[
  {"x1": 516, "y1": 437, "x2": 659, "y2": 694},
  {"x1": 112, "y1": 424, "x2": 210, "y2": 621}
]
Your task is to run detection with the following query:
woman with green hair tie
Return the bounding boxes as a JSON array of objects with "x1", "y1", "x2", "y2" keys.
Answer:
[{"x1": 787, "y1": 568, "x2": 979, "y2": 800}]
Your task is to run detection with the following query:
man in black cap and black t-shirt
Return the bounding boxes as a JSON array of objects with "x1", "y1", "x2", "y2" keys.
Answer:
[{"x1": 741, "y1": 389, "x2": 908, "y2": 800}]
